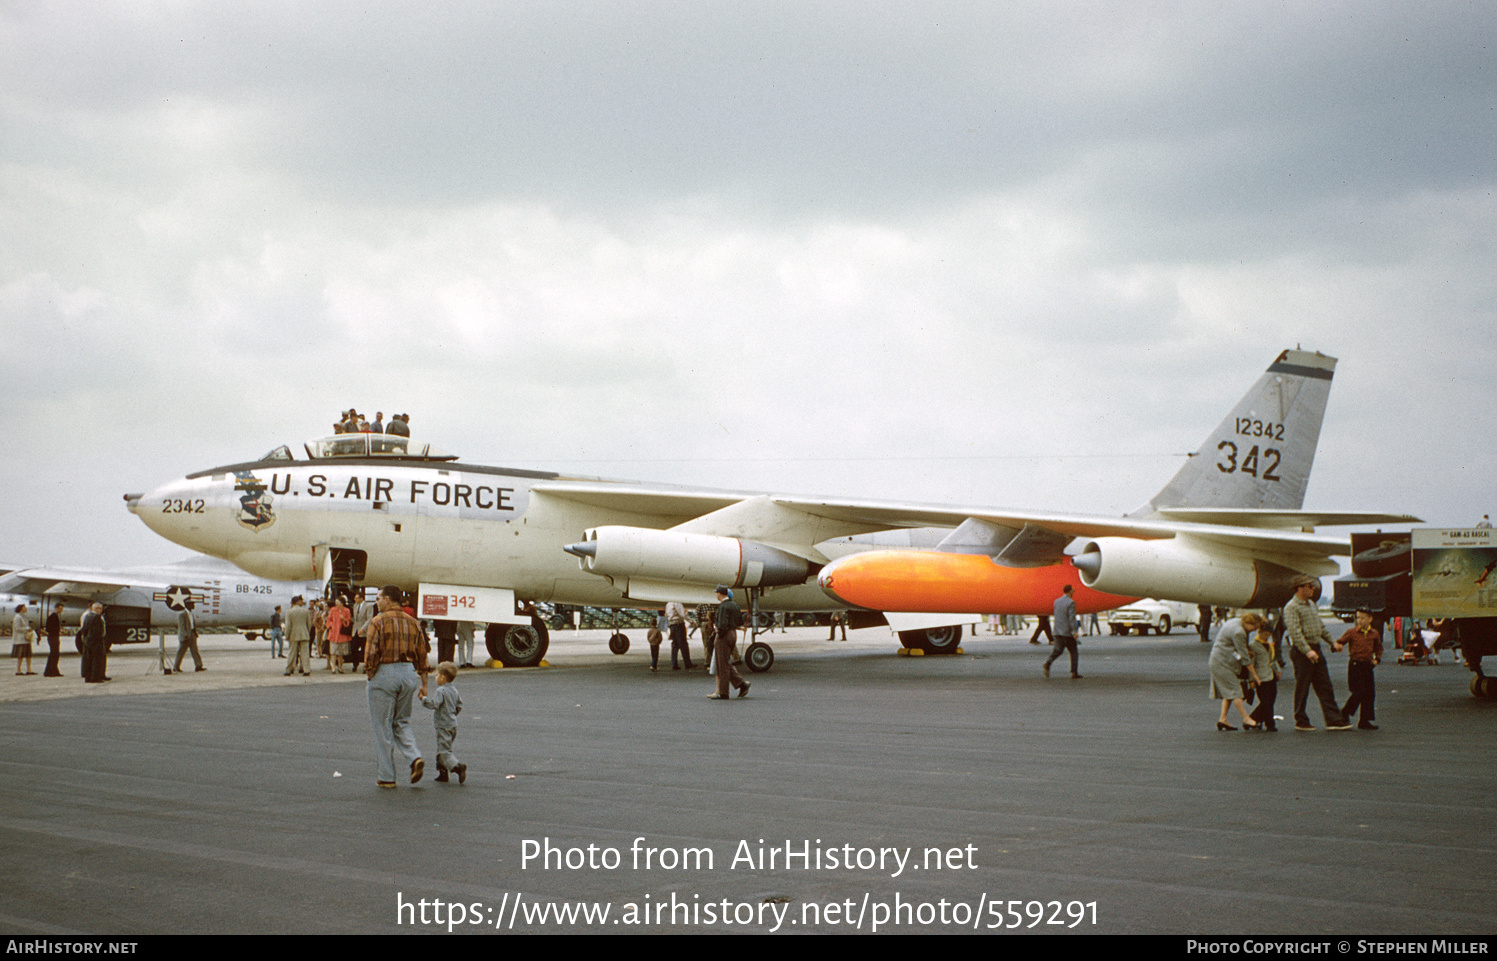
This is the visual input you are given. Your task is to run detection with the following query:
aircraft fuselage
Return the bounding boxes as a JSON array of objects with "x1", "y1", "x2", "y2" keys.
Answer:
[{"x1": 133, "y1": 458, "x2": 839, "y2": 611}]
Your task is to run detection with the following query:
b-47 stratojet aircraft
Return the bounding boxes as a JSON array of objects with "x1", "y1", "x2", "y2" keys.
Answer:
[
  {"x1": 126, "y1": 349, "x2": 1415, "y2": 670},
  {"x1": 0, "y1": 556, "x2": 323, "y2": 648}
]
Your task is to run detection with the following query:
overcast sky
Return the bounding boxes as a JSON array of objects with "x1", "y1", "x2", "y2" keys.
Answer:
[{"x1": 2, "y1": 1, "x2": 1493, "y2": 571}]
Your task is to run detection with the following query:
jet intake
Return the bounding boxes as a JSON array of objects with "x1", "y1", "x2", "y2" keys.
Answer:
[
  {"x1": 1074, "y1": 536, "x2": 1310, "y2": 609},
  {"x1": 566, "y1": 526, "x2": 811, "y2": 589}
]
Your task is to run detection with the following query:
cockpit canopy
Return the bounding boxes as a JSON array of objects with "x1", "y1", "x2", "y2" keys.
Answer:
[{"x1": 257, "y1": 436, "x2": 459, "y2": 463}]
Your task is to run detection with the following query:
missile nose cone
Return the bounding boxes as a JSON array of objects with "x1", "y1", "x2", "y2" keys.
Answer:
[
  {"x1": 563, "y1": 541, "x2": 597, "y2": 559},
  {"x1": 1072, "y1": 552, "x2": 1100, "y2": 578}
]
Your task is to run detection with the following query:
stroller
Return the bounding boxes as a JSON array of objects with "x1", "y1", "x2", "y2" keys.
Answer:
[{"x1": 1396, "y1": 620, "x2": 1442, "y2": 665}]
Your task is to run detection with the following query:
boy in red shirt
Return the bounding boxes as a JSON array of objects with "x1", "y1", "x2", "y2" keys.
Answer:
[{"x1": 1334, "y1": 609, "x2": 1382, "y2": 730}]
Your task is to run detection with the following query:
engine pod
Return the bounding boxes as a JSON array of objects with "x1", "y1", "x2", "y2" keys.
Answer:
[
  {"x1": 567, "y1": 526, "x2": 810, "y2": 588},
  {"x1": 1074, "y1": 536, "x2": 1318, "y2": 609}
]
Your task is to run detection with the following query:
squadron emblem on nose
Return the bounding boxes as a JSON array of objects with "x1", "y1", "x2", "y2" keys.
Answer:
[{"x1": 234, "y1": 471, "x2": 276, "y2": 532}]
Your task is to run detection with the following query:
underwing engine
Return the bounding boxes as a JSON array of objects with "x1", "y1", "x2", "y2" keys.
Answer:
[
  {"x1": 1073, "y1": 536, "x2": 1328, "y2": 609},
  {"x1": 564, "y1": 526, "x2": 811, "y2": 589}
]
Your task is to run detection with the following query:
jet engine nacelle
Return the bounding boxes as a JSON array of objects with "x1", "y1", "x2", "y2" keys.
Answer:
[
  {"x1": 566, "y1": 526, "x2": 811, "y2": 588},
  {"x1": 1073, "y1": 536, "x2": 1316, "y2": 609}
]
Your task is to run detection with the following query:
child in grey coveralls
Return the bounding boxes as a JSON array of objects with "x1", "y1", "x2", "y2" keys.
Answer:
[{"x1": 420, "y1": 661, "x2": 466, "y2": 784}]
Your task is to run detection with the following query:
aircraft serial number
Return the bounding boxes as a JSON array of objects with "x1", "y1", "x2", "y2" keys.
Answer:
[
  {"x1": 1234, "y1": 418, "x2": 1285, "y2": 440},
  {"x1": 236, "y1": 584, "x2": 275, "y2": 594},
  {"x1": 1216, "y1": 442, "x2": 1281, "y2": 480},
  {"x1": 162, "y1": 499, "x2": 206, "y2": 513}
]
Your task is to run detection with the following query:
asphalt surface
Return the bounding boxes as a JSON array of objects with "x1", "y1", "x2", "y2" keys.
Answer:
[{"x1": 1, "y1": 626, "x2": 1493, "y2": 935}]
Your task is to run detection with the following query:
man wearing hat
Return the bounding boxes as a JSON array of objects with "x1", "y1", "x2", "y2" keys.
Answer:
[
  {"x1": 1282, "y1": 574, "x2": 1352, "y2": 731},
  {"x1": 709, "y1": 585, "x2": 750, "y2": 700}
]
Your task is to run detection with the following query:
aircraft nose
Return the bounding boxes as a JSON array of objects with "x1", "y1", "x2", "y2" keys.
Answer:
[{"x1": 131, "y1": 475, "x2": 229, "y2": 554}]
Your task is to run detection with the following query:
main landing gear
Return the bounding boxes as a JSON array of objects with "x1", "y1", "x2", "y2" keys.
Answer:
[
  {"x1": 898, "y1": 624, "x2": 964, "y2": 655},
  {"x1": 485, "y1": 617, "x2": 551, "y2": 667}
]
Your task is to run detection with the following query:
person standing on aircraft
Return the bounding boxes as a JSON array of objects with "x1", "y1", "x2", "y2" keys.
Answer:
[
  {"x1": 1247, "y1": 622, "x2": 1281, "y2": 731},
  {"x1": 1283, "y1": 575, "x2": 1352, "y2": 731},
  {"x1": 44, "y1": 602, "x2": 63, "y2": 677},
  {"x1": 708, "y1": 586, "x2": 749, "y2": 699},
  {"x1": 173, "y1": 599, "x2": 204, "y2": 673},
  {"x1": 283, "y1": 595, "x2": 313, "y2": 677},
  {"x1": 1334, "y1": 609, "x2": 1382, "y2": 730},
  {"x1": 665, "y1": 601, "x2": 692, "y2": 670},
  {"x1": 1209, "y1": 613, "x2": 1262, "y2": 730},
  {"x1": 1030, "y1": 615, "x2": 1052, "y2": 646},
  {"x1": 1043, "y1": 585, "x2": 1082, "y2": 679},
  {"x1": 365, "y1": 585, "x2": 430, "y2": 788},
  {"x1": 11, "y1": 604, "x2": 35, "y2": 676},
  {"x1": 386, "y1": 414, "x2": 410, "y2": 438},
  {"x1": 79, "y1": 602, "x2": 107, "y2": 683},
  {"x1": 372, "y1": 412, "x2": 385, "y2": 433}
]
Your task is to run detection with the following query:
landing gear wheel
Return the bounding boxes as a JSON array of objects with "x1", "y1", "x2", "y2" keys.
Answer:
[
  {"x1": 1477, "y1": 675, "x2": 1497, "y2": 700},
  {"x1": 608, "y1": 632, "x2": 630, "y2": 655},
  {"x1": 1158, "y1": 616, "x2": 1171, "y2": 635},
  {"x1": 751, "y1": 611, "x2": 773, "y2": 630},
  {"x1": 485, "y1": 620, "x2": 550, "y2": 667},
  {"x1": 1471, "y1": 675, "x2": 1484, "y2": 698},
  {"x1": 900, "y1": 624, "x2": 963, "y2": 655},
  {"x1": 745, "y1": 641, "x2": 775, "y2": 673}
]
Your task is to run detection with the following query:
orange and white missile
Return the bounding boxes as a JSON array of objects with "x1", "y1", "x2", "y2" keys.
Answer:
[{"x1": 816, "y1": 551, "x2": 1137, "y2": 614}]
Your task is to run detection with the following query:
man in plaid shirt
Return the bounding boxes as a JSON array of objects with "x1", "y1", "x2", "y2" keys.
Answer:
[{"x1": 365, "y1": 585, "x2": 431, "y2": 788}]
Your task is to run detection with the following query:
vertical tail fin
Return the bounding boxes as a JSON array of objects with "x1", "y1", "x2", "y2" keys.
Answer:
[{"x1": 1138, "y1": 349, "x2": 1335, "y2": 515}]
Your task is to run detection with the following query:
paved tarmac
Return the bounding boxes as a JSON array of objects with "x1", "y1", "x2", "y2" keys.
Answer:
[{"x1": 1, "y1": 626, "x2": 1494, "y2": 935}]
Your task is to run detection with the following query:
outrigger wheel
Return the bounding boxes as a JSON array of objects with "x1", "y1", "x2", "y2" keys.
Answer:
[
  {"x1": 608, "y1": 632, "x2": 630, "y2": 655},
  {"x1": 744, "y1": 641, "x2": 775, "y2": 673}
]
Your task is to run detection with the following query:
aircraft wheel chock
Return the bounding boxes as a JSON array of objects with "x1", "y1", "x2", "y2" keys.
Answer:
[{"x1": 745, "y1": 641, "x2": 774, "y2": 673}]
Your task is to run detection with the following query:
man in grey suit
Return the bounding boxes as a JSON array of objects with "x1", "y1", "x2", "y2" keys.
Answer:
[
  {"x1": 173, "y1": 600, "x2": 205, "y2": 673},
  {"x1": 1043, "y1": 584, "x2": 1083, "y2": 679},
  {"x1": 283, "y1": 595, "x2": 314, "y2": 676}
]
